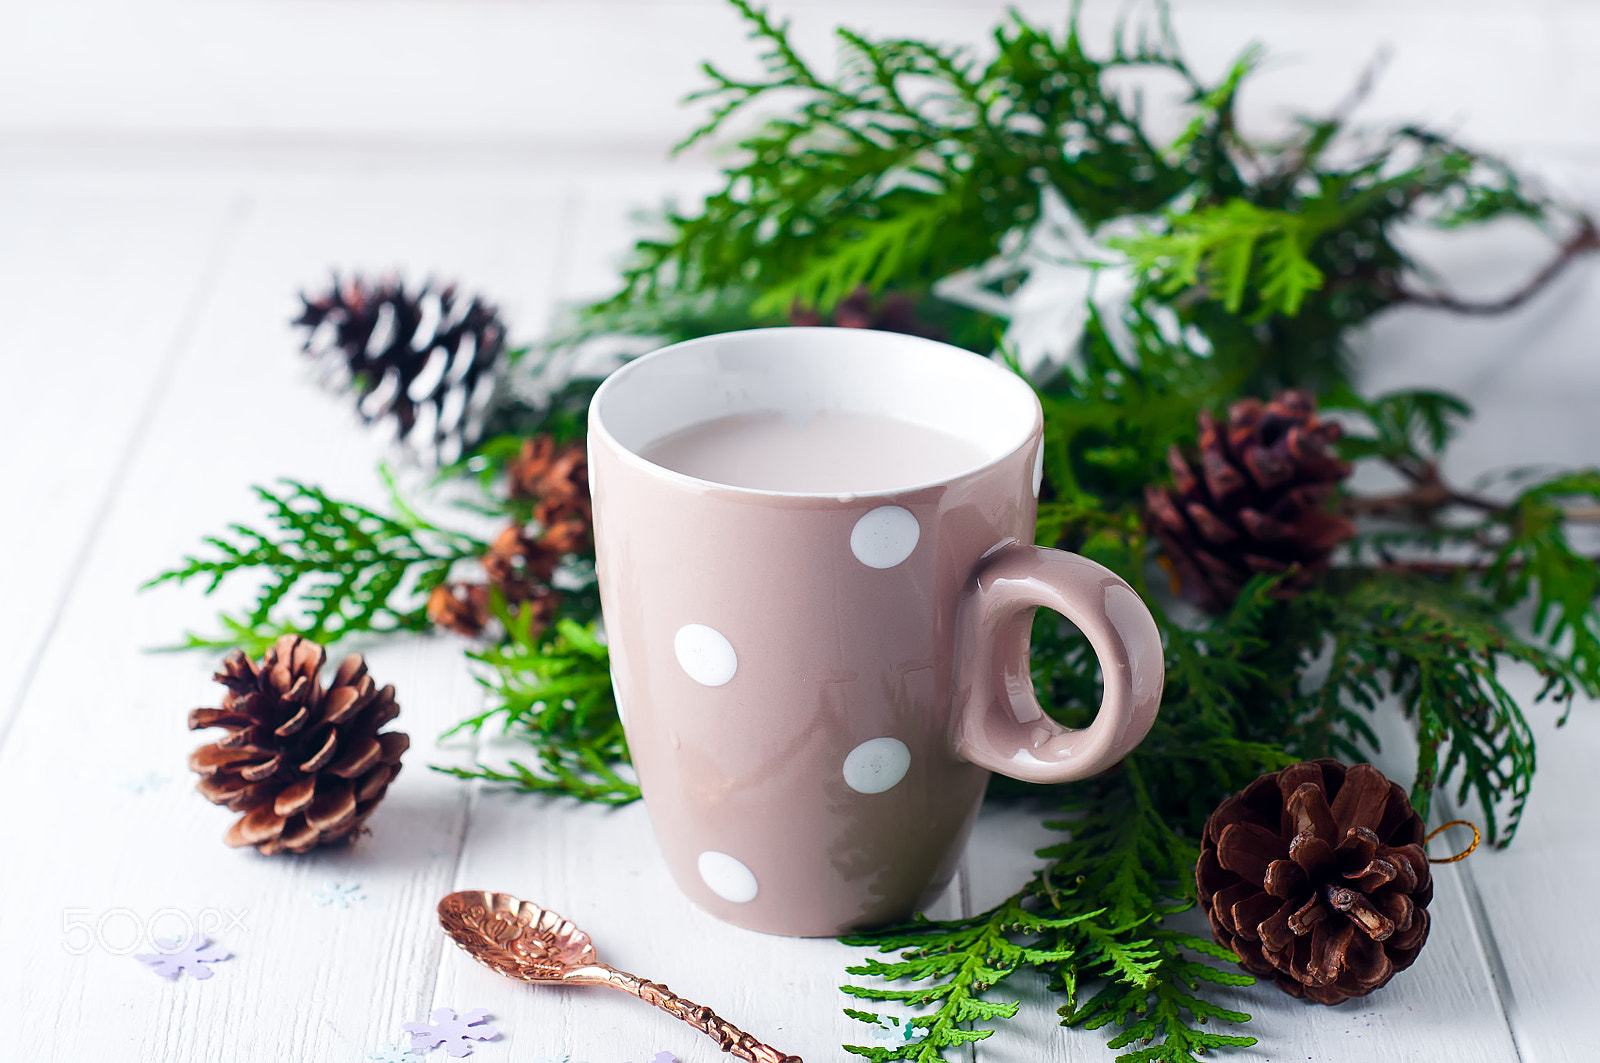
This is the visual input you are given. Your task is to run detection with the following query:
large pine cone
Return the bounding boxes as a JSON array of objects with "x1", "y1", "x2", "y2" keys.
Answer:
[
  {"x1": 189, "y1": 636, "x2": 409, "y2": 855},
  {"x1": 1146, "y1": 390, "x2": 1354, "y2": 613},
  {"x1": 1197, "y1": 760, "x2": 1433, "y2": 1005},
  {"x1": 293, "y1": 273, "x2": 506, "y2": 462}
]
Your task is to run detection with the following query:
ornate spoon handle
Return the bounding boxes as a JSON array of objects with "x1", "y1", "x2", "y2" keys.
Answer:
[{"x1": 600, "y1": 966, "x2": 803, "y2": 1063}]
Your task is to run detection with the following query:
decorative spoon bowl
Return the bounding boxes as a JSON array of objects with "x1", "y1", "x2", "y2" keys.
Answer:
[{"x1": 437, "y1": 890, "x2": 802, "y2": 1063}]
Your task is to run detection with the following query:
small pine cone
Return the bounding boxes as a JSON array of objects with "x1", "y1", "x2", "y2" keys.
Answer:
[
  {"x1": 1146, "y1": 389, "x2": 1354, "y2": 612},
  {"x1": 427, "y1": 582, "x2": 490, "y2": 637},
  {"x1": 189, "y1": 636, "x2": 409, "y2": 855},
  {"x1": 293, "y1": 273, "x2": 506, "y2": 462},
  {"x1": 1197, "y1": 760, "x2": 1433, "y2": 1005},
  {"x1": 482, "y1": 525, "x2": 566, "y2": 602},
  {"x1": 790, "y1": 286, "x2": 943, "y2": 339},
  {"x1": 507, "y1": 435, "x2": 592, "y2": 529}
]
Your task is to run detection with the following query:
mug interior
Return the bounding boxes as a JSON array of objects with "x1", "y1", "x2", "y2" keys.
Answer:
[{"x1": 590, "y1": 327, "x2": 1040, "y2": 496}]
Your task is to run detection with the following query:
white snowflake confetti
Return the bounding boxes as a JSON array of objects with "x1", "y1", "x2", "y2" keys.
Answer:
[
  {"x1": 311, "y1": 881, "x2": 367, "y2": 909},
  {"x1": 868, "y1": 1019, "x2": 918, "y2": 1045},
  {"x1": 366, "y1": 1045, "x2": 421, "y2": 1063},
  {"x1": 120, "y1": 771, "x2": 170, "y2": 795}
]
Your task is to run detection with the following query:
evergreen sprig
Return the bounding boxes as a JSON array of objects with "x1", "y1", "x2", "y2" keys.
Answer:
[
  {"x1": 434, "y1": 611, "x2": 638, "y2": 805},
  {"x1": 1311, "y1": 577, "x2": 1575, "y2": 845},
  {"x1": 592, "y1": 0, "x2": 1194, "y2": 330},
  {"x1": 145, "y1": 477, "x2": 484, "y2": 654}
]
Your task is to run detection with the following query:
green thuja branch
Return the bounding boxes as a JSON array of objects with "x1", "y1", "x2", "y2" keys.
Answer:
[
  {"x1": 1111, "y1": 200, "x2": 1328, "y2": 318},
  {"x1": 842, "y1": 762, "x2": 1259, "y2": 1063},
  {"x1": 145, "y1": 479, "x2": 485, "y2": 654},
  {"x1": 434, "y1": 612, "x2": 638, "y2": 805},
  {"x1": 1484, "y1": 471, "x2": 1600, "y2": 693},
  {"x1": 591, "y1": 0, "x2": 1196, "y2": 334}
]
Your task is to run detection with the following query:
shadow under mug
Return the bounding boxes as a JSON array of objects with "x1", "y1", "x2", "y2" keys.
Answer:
[{"x1": 588, "y1": 327, "x2": 1164, "y2": 937}]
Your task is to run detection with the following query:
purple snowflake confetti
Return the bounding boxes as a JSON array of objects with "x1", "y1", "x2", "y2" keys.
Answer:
[
  {"x1": 134, "y1": 937, "x2": 231, "y2": 980},
  {"x1": 402, "y1": 1008, "x2": 499, "y2": 1057}
]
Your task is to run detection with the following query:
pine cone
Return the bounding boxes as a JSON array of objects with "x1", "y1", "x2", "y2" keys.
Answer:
[
  {"x1": 1197, "y1": 760, "x2": 1433, "y2": 1005},
  {"x1": 427, "y1": 582, "x2": 490, "y2": 637},
  {"x1": 426, "y1": 435, "x2": 594, "y2": 639},
  {"x1": 189, "y1": 636, "x2": 409, "y2": 855},
  {"x1": 1145, "y1": 390, "x2": 1354, "y2": 612},
  {"x1": 790, "y1": 286, "x2": 943, "y2": 339},
  {"x1": 293, "y1": 273, "x2": 506, "y2": 462},
  {"x1": 428, "y1": 526, "x2": 564, "y2": 638},
  {"x1": 507, "y1": 435, "x2": 592, "y2": 531},
  {"x1": 482, "y1": 525, "x2": 566, "y2": 603}
]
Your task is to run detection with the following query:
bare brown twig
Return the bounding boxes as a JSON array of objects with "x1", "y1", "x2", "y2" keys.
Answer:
[
  {"x1": 1345, "y1": 459, "x2": 1502, "y2": 521},
  {"x1": 1397, "y1": 216, "x2": 1600, "y2": 315}
]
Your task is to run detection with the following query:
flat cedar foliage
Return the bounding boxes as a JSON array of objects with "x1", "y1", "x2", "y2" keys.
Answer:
[{"x1": 150, "y1": 4, "x2": 1600, "y2": 1062}]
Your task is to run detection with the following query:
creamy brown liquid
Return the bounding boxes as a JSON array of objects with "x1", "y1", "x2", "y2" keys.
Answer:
[{"x1": 640, "y1": 409, "x2": 989, "y2": 492}]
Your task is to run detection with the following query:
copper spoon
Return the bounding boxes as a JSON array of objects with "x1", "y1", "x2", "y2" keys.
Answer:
[{"x1": 437, "y1": 890, "x2": 802, "y2": 1063}]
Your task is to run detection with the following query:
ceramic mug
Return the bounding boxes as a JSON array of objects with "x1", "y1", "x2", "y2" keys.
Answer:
[{"x1": 588, "y1": 327, "x2": 1164, "y2": 936}]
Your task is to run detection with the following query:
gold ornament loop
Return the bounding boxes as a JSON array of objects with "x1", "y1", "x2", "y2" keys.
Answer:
[{"x1": 1425, "y1": 819, "x2": 1481, "y2": 864}]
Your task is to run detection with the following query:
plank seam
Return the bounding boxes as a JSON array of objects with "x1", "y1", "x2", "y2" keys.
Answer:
[
  {"x1": 1439, "y1": 797, "x2": 1527, "y2": 1063},
  {"x1": 0, "y1": 191, "x2": 252, "y2": 757},
  {"x1": 419, "y1": 732, "x2": 484, "y2": 1014}
]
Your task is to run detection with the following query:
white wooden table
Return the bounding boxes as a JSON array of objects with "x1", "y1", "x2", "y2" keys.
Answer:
[{"x1": 2, "y1": 4, "x2": 1599, "y2": 1061}]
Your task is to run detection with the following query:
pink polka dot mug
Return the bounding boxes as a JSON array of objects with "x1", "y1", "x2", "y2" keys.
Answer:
[{"x1": 588, "y1": 327, "x2": 1164, "y2": 936}]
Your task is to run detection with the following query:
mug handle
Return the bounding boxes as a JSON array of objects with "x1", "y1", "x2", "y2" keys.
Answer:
[{"x1": 952, "y1": 542, "x2": 1164, "y2": 784}]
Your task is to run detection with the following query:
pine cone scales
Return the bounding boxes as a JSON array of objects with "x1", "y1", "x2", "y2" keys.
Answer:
[
  {"x1": 789, "y1": 286, "x2": 943, "y2": 339},
  {"x1": 508, "y1": 436, "x2": 592, "y2": 530},
  {"x1": 1198, "y1": 760, "x2": 1432, "y2": 1005},
  {"x1": 189, "y1": 636, "x2": 409, "y2": 854},
  {"x1": 1146, "y1": 390, "x2": 1354, "y2": 612}
]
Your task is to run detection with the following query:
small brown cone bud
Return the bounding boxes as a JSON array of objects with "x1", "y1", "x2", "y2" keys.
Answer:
[{"x1": 427, "y1": 583, "x2": 490, "y2": 637}]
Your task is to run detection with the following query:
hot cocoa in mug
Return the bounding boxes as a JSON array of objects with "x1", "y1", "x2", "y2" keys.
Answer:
[{"x1": 588, "y1": 327, "x2": 1164, "y2": 937}]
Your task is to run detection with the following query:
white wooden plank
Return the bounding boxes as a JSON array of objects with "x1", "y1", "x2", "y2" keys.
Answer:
[
  {"x1": 1443, "y1": 682, "x2": 1600, "y2": 1063},
  {"x1": 0, "y1": 171, "x2": 568, "y2": 1061},
  {"x1": 1, "y1": 2, "x2": 1597, "y2": 157},
  {"x1": 0, "y1": 178, "x2": 241, "y2": 736}
]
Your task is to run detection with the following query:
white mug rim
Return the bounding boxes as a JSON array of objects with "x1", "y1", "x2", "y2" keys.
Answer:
[{"x1": 588, "y1": 326, "x2": 1043, "y2": 501}]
